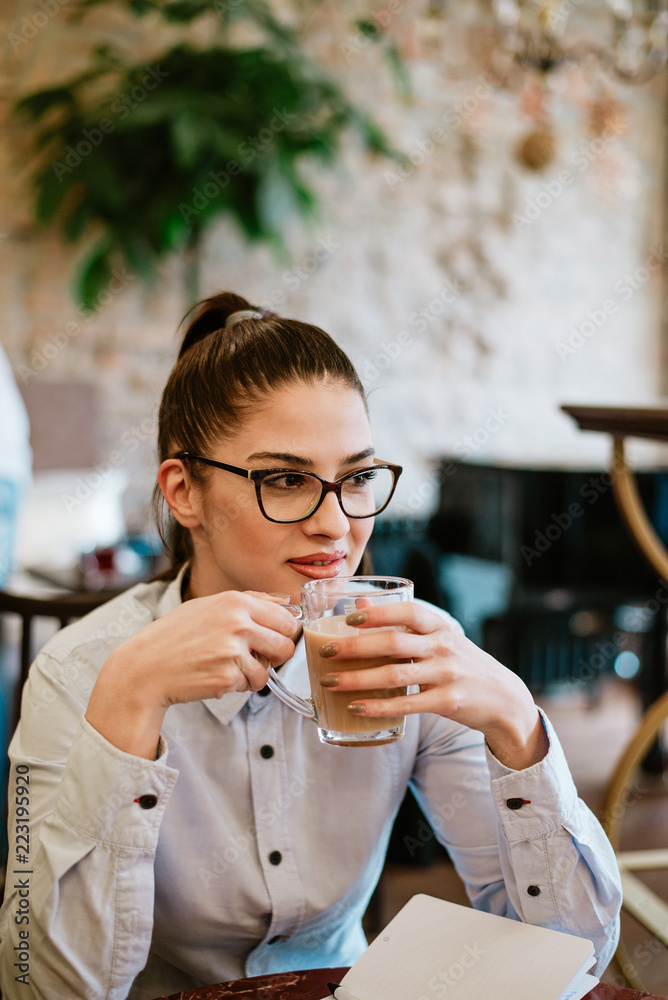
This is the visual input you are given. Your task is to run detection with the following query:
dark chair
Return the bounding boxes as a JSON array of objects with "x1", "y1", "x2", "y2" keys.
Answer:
[{"x1": 0, "y1": 588, "x2": 121, "y2": 738}]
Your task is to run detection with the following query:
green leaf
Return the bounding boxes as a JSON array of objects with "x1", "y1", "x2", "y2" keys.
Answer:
[
  {"x1": 129, "y1": 0, "x2": 161, "y2": 14},
  {"x1": 16, "y1": 4, "x2": 399, "y2": 308},
  {"x1": 117, "y1": 235, "x2": 156, "y2": 282},
  {"x1": 63, "y1": 199, "x2": 92, "y2": 242},
  {"x1": 75, "y1": 0, "x2": 122, "y2": 8},
  {"x1": 356, "y1": 19, "x2": 382, "y2": 41},
  {"x1": 161, "y1": 211, "x2": 191, "y2": 251},
  {"x1": 161, "y1": 0, "x2": 213, "y2": 22},
  {"x1": 74, "y1": 236, "x2": 114, "y2": 312},
  {"x1": 243, "y1": 0, "x2": 299, "y2": 50},
  {"x1": 385, "y1": 42, "x2": 413, "y2": 100},
  {"x1": 171, "y1": 112, "x2": 211, "y2": 169},
  {"x1": 35, "y1": 166, "x2": 71, "y2": 223},
  {"x1": 81, "y1": 153, "x2": 127, "y2": 212},
  {"x1": 15, "y1": 87, "x2": 78, "y2": 121}
]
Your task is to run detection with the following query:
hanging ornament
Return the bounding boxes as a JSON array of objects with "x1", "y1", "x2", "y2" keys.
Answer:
[
  {"x1": 515, "y1": 71, "x2": 556, "y2": 171},
  {"x1": 587, "y1": 94, "x2": 628, "y2": 138},
  {"x1": 515, "y1": 123, "x2": 557, "y2": 170}
]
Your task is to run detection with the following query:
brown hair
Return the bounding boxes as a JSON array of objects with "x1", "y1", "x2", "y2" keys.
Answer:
[{"x1": 153, "y1": 292, "x2": 369, "y2": 577}]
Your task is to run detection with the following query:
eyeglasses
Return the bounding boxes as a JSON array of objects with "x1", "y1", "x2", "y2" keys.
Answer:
[{"x1": 174, "y1": 452, "x2": 403, "y2": 524}]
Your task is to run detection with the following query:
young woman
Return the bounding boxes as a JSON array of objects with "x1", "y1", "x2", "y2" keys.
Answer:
[{"x1": 0, "y1": 293, "x2": 621, "y2": 999}]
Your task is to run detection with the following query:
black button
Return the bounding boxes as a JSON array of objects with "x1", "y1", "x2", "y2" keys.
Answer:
[
  {"x1": 269, "y1": 850, "x2": 282, "y2": 865},
  {"x1": 137, "y1": 795, "x2": 157, "y2": 810},
  {"x1": 506, "y1": 798, "x2": 525, "y2": 810},
  {"x1": 527, "y1": 884, "x2": 541, "y2": 896},
  {"x1": 260, "y1": 745, "x2": 274, "y2": 759},
  {"x1": 257, "y1": 685, "x2": 271, "y2": 698},
  {"x1": 268, "y1": 935, "x2": 281, "y2": 944}
]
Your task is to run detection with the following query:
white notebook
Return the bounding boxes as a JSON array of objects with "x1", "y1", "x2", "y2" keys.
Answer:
[{"x1": 321, "y1": 894, "x2": 598, "y2": 1000}]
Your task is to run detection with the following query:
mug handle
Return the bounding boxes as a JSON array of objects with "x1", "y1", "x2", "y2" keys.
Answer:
[
  {"x1": 266, "y1": 667, "x2": 316, "y2": 719},
  {"x1": 262, "y1": 604, "x2": 317, "y2": 721}
]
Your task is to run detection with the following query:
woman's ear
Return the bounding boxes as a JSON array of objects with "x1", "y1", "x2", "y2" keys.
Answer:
[{"x1": 157, "y1": 459, "x2": 203, "y2": 529}]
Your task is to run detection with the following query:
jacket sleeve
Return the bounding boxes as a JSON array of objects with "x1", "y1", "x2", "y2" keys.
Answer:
[
  {"x1": 0, "y1": 650, "x2": 179, "y2": 1000},
  {"x1": 410, "y1": 710, "x2": 621, "y2": 976}
]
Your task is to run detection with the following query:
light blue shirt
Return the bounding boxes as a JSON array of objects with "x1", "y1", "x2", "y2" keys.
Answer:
[{"x1": 0, "y1": 569, "x2": 621, "y2": 999}]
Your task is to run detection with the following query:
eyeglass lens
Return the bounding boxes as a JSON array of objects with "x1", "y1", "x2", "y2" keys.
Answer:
[{"x1": 260, "y1": 468, "x2": 395, "y2": 521}]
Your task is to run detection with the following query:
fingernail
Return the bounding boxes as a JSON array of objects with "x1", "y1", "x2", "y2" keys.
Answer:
[
  {"x1": 346, "y1": 611, "x2": 367, "y2": 626},
  {"x1": 347, "y1": 703, "x2": 366, "y2": 715},
  {"x1": 320, "y1": 675, "x2": 340, "y2": 688},
  {"x1": 320, "y1": 644, "x2": 337, "y2": 658}
]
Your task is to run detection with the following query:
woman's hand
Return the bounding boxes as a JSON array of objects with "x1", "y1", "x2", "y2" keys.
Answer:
[
  {"x1": 86, "y1": 591, "x2": 298, "y2": 760},
  {"x1": 319, "y1": 602, "x2": 548, "y2": 771}
]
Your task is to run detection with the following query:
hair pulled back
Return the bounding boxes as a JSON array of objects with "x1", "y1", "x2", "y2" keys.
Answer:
[{"x1": 153, "y1": 292, "x2": 367, "y2": 576}]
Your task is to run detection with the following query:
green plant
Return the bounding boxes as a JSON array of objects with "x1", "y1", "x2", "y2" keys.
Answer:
[{"x1": 16, "y1": 0, "x2": 404, "y2": 309}]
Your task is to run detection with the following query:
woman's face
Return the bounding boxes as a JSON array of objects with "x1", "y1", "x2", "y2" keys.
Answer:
[{"x1": 184, "y1": 380, "x2": 376, "y2": 603}]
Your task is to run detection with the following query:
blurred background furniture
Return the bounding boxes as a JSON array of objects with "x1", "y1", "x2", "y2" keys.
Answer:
[
  {"x1": 0, "y1": 587, "x2": 122, "y2": 738},
  {"x1": 562, "y1": 404, "x2": 668, "y2": 991},
  {"x1": 428, "y1": 459, "x2": 668, "y2": 713}
]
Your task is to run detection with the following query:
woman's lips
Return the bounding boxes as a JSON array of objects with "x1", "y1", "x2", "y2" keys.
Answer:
[{"x1": 287, "y1": 552, "x2": 346, "y2": 579}]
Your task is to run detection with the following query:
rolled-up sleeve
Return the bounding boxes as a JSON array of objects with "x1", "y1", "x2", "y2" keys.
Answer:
[
  {"x1": 485, "y1": 711, "x2": 621, "y2": 972},
  {"x1": 412, "y1": 710, "x2": 621, "y2": 976},
  {"x1": 0, "y1": 653, "x2": 179, "y2": 1000}
]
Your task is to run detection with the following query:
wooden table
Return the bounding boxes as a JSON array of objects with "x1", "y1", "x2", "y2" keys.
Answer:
[
  {"x1": 561, "y1": 405, "x2": 668, "y2": 443},
  {"x1": 152, "y1": 968, "x2": 668, "y2": 999},
  {"x1": 561, "y1": 405, "x2": 668, "y2": 583}
]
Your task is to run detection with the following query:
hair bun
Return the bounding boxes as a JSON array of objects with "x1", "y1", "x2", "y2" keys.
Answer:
[{"x1": 178, "y1": 293, "x2": 269, "y2": 359}]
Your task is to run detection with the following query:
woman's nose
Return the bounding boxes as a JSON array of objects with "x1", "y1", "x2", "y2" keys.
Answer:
[{"x1": 303, "y1": 489, "x2": 350, "y2": 538}]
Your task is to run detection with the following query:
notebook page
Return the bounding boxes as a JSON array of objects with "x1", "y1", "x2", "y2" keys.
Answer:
[
  {"x1": 341, "y1": 895, "x2": 595, "y2": 1000},
  {"x1": 556, "y1": 972, "x2": 599, "y2": 1000}
]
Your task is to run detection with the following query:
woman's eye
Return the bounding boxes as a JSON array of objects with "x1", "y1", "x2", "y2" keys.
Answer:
[
  {"x1": 264, "y1": 473, "x2": 309, "y2": 490},
  {"x1": 350, "y1": 470, "x2": 377, "y2": 487}
]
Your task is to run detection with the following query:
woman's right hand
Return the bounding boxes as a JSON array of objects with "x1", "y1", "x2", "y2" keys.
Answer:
[{"x1": 85, "y1": 591, "x2": 298, "y2": 759}]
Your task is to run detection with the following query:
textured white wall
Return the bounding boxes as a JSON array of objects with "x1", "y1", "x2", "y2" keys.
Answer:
[{"x1": 1, "y1": 0, "x2": 666, "y2": 530}]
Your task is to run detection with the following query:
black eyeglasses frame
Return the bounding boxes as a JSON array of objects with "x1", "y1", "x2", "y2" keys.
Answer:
[{"x1": 173, "y1": 452, "x2": 403, "y2": 524}]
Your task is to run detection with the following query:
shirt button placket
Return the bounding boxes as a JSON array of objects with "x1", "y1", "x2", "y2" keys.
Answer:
[{"x1": 245, "y1": 703, "x2": 305, "y2": 966}]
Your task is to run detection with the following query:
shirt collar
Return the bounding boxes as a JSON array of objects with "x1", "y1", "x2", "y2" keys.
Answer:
[{"x1": 155, "y1": 564, "x2": 190, "y2": 620}]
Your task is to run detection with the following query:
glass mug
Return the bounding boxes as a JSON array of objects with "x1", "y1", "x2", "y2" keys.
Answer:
[{"x1": 266, "y1": 576, "x2": 413, "y2": 747}]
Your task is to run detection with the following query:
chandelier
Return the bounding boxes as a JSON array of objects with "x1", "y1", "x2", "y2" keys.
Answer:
[{"x1": 492, "y1": 0, "x2": 668, "y2": 83}]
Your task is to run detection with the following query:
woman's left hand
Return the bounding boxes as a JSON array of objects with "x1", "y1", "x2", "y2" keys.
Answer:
[{"x1": 319, "y1": 602, "x2": 548, "y2": 771}]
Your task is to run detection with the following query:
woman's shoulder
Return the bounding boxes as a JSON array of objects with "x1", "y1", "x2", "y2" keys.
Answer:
[
  {"x1": 35, "y1": 574, "x2": 181, "y2": 670},
  {"x1": 15, "y1": 574, "x2": 185, "y2": 741}
]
